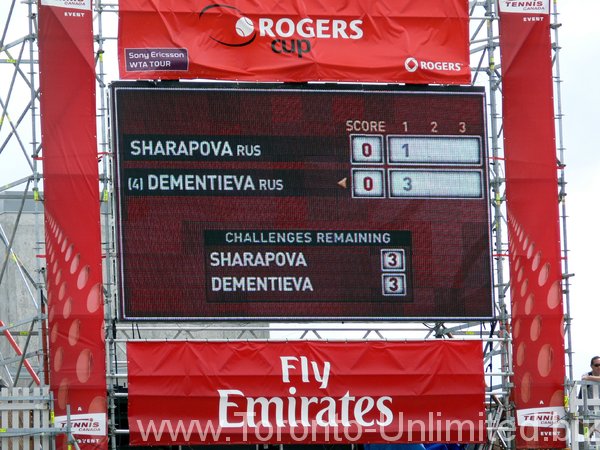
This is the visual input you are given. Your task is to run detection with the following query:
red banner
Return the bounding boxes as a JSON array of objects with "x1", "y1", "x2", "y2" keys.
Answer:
[
  {"x1": 38, "y1": 0, "x2": 108, "y2": 448},
  {"x1": 498, "y1": 0, "x2": 567, "y2": 447},
  {"x1": 128, "y1": 341, "x2": 485, "y2": 445},
  {"x1": 117, "y1": 0, "x2": 471, "y2": 84}
]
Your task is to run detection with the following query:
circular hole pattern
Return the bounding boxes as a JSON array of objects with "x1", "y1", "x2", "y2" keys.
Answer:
[
  {"x1": 70, "y1": 253, "x2": 80, "y2": 275},
  {"x1": 53, "y1": 347, "x2": 64, "y2": 372},
  {"x1": 63, "y1": 297, "x2": 73, "y2": 319},
  {"x1": 76, "y1": 349, "x2": 93, "y2": 383},
  {"x1": 522, "y1": 236, "x2": 529, "y2": 251},
  {"x1": 513, "y1": 319, "x2": 521, "y2": 339},
  {"x1": 77, "y1": 265, "x2": 90, "y2": 290},
  {"x1": 58, "y1": 379, "x2": 69, "y2": 410},
  {"x1": 547, "y1": 280, "x2": 561, "y2": 309},
  {"x1": 538, "y1": 262, "x2": 551, "y2": 286},
  {"x1": 65, "y1": 244, "x2": 74, "y2": 262},
  {"x1": 89, "y1": 396, "x2": 107, "y2": 414},
  {"x1": 87, "y1": 283, "x2": 102, "y2": 313},
  {"x1": 527, "y1": 242, "x2": 535, "y2": 260},
  {"x1": 516, "y1": 342, "x2": 526, "y2": 366},
  {"x1": 58, "y1": 281, "x2": 67, "y2": 301},
  {"x1": 68, "y1": 319, "x2": 81, "y2": 346},
  {"x1": 524, "y1": 293, "x2": 535, "y2": 315},
  {"x1": 520, "y1": 279, "x2": 529, "y2": 297},
  {"x1": 538, "y1": 344, "x2": 554, "y2": 377},
  {"x1": 532, "y1": 251, "x2": 542, "y2": 271},
  {"x1": 530, "y1": 315, "x2": 542, "y2": 341},
  {"x1": 521, "y1": 372, "x2": 532, "y2": 403}
]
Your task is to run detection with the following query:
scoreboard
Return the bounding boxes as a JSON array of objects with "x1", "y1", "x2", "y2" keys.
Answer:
[{"x1": 111, "y1": 83, "x2": 494, "y2": 320}]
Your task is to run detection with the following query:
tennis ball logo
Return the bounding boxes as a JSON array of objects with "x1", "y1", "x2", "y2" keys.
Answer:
[
  {"x1": 236, "y1": 16, "x2": 254, "y2": 38},
  {"x1": 198, "y1": 5, "x2": 257, "y2": 47}
]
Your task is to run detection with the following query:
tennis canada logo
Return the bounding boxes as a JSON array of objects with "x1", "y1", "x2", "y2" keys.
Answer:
[
  {"x1": 198, "y1": 4, "x2": 364, "y2": 58},
  {"x1": 498, "y1": 0, "x2": 549, "y2": 14},
  {"x1": 40, "y1": 0, "x2": 90, "y2": 10},
  {"x1": 515, "y1": 406, "x2": 568, "y2": 441},
  {"x1": 54, "y1": 413, "x2": 107, "y2": 436}
]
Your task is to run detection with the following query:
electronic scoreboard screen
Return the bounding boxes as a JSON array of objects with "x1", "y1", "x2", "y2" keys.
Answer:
[{"x1": 111, "y1": 82, "x2": 494, "y2": 320}]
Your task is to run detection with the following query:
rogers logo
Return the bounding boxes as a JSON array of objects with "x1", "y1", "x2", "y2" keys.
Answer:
[
  {"x1": 404, "y1": 57, "x2": 419, "y2": 73},
  {"x1": 258, "y1": 17, "x2": 363, "y2": 40},
  {"x1": 199, "y1": 3, "x2": 364, "y2": 58},
  {"x1": 404, "y1": 57, "x2": 463, "y2": 73}
]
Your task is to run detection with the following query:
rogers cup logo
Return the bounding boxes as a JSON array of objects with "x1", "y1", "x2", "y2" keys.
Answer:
[
  {"x1": 198, "y1": 3, "x2": 364, "y2": 58},
  {"x1": 498, "y1": 0, "x2": 549, "y2": 14}
]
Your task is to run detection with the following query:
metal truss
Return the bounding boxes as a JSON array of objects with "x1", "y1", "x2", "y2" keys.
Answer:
[
  {"x1": 0, "y1": 0, "x2": 45, "y2": 390},
  {"x1": 0, "y1": 0, "x2": 574, "y2": 448}
]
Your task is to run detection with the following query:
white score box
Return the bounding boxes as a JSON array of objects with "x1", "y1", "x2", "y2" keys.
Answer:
[
  {"x1": 351, "y1": 135, "x2": 384, "y2": 164},
  {"x1": 382, "y1": 274, "x2": 407, "y2": 296},
  {"x1": 352, "y1": 169, "x2": 385, "y2": 198},
  {"x1": 387, "y1": 136, "x2": 481, "y2": 165},
  {"x1": 381, "y1": 249, "x2": 405, "y2": 271},
  {"x1": 389, "y1": 170, "x2": 483, "y2": 199}
]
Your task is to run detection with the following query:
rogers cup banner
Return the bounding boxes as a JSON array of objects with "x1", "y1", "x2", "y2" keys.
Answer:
[
  {"x1": 118, "y1": 0, "x2": 471, "y2": 83},
  {"x1": 498, "y1": 0, "x2": 567, "y2": 448},
  {"x1": 128, "y1": 341, "x2": 485, "y2": 445}
]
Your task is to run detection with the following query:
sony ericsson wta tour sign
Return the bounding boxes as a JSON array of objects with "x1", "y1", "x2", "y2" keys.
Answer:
[
  {"x1": 117, "y1": 0, "x2": 471, "y2": 83},
  {"x1": 127, "y1": 341, "x2": 486, "y2": 445}
]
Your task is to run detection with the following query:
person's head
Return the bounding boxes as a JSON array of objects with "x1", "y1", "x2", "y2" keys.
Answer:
[{"x1": 591, "y1": 356, "x2": 600, "y2": 375}]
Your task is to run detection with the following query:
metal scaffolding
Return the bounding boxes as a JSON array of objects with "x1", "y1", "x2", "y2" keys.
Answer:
[{"x1": 0, "y1": 0, "x2": 576, "y2": 448}]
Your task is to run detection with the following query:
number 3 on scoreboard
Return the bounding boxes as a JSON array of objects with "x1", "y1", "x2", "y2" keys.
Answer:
[
  {"x1": 402, "y1": 176, "x2": 412, "y2": 191},
  {"x1": 382, "y1": 274, "x2": 407, "y2": 296}
]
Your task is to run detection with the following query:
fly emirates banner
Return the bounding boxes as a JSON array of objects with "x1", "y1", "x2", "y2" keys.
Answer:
[
  {"x1": 117, "y1": 0, "x2": 471, "y2": 83},
  {"x1": 127, "y1": 340, "x2": 485, "y2": 445}
]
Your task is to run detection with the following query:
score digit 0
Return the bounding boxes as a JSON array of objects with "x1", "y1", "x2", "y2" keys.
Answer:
[
  {"x1": 352, "y1": 169, "x2": 385, "y2": 198},
  {"x1": 362, "y1": 142, "x2": 372, "y2": 158},
  {"x1": 351, "y1": 135, "x2": 384, "y2": 164}
]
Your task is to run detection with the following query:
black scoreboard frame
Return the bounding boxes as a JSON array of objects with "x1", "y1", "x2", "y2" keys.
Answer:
[{"x1": 110, "y1": 82, "x2": 495, "y2": 321}]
